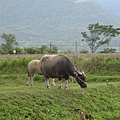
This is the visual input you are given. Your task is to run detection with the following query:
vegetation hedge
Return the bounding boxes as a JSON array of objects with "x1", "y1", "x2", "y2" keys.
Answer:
[{"x1": 0, "y1": 54, "x2": 120, "y2": 83}]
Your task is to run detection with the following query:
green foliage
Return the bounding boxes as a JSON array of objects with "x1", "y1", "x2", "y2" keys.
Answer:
[
  {"x1": 0, "y1": 55, "x2": 120, "y2": 86},
  {"x1": 25, "y1": 47, "x2": 37, "y2": 54},
  {"x1": 0, "y1": 33, "x2": 18, "y2": 53},
  {"x1": 14, "y1": 47, "x2": 23, "y2": 54},
  {"x1": 0, "y1": 75, "x2": 27, "y2": 86},
  {"x1": 0, "y1": 56, "x2": 41, "y2": 74},
  {"x1": 24, "y1": 45, "x2": 58, "y2": 54},
  {"x1": 51, "y1": 44, "x2": 58, "y2": 53},
  {"x1": 72, "y1": 55, "x2": 120, "y2": 76},
  {"x1": 79, "y1": 49, "x2": 89, "y2": 53},
  {"x1": 40, "y1": 45, "x2": 50, "y2": 54},
  {"x1": 0, "y1": 83, "x2": 119, "y2": 120},
  {"x1": 33, "y1": 74, "x2": 44, "y2": 83},
  {"x1": 81, "y1": 23, "x2": 120, "y2": 53},
  {"x1": 0, "y1": 33, "x2": 58, "y2": 54},
  {"x1": 0, "y1": 55, "x2": 120, "y2": 76},
  {"x1": 0, "y1": 54, "x2": 120, "y2": 119},
  {"x1": 87, "y1": 75, "x2": 120, "y2": 83},
  {"x1": 99, "y1": 48, "x2": 116, "y2": 53}
]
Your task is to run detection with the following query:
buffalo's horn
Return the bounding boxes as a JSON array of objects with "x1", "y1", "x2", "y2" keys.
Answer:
[
  {"x1": 76, "y1": 71, "x2": 82, "y2": 75},
  {"x1": 81, "y1": 69, "x2": 85, "y2": 76}
]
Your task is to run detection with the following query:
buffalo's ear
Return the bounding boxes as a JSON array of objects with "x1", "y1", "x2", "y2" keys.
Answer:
[{"x1": 73, "y1": 72, "x2": 78, "y2": 77}]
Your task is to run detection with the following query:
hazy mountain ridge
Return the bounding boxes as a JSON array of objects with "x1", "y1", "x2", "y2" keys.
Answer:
[
  {"x1": 0, "y1": 0, "x2": 120, "y2": 51},
  {"x1": 96, "y1": 0, "x2": 120, "y2": 15}
]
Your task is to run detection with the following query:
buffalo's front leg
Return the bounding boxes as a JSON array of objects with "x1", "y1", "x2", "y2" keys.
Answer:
[
  {"x1": 45, "y1": 77, "x2": 50, "y2": 89},
  {"x1": 64, "y1": 80, "x2": 69, "y2": 90},
  {"x1": 51, "y1": 78, "x2": 56, "y2": 86},
  {"x1": 58, "y1": 80, "x2": 62, "y2": 89}
]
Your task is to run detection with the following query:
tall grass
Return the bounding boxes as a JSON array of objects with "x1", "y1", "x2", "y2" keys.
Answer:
[
  {"x1": 70, "y1": 55, "x2": 120, "y2": 76},
  {"x1": 0, "y1": 56, "x2": 42, "y2": 74},
  {"x1": 0, "y1": 54, "x2": 120, "y2": 77}
]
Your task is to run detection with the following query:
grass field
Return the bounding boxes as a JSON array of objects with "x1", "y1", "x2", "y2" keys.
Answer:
[
  {"x1": 0, "y1": 55, "x2": 120, "y2": 119},
  {"x1": 0, "y1": 81, "x2": 120, "y2": 120}
]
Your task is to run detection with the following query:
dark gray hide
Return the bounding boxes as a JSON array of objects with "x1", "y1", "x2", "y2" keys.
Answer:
[{"x1": 40, "y1": 55, "x2": 87, "y2": 88}]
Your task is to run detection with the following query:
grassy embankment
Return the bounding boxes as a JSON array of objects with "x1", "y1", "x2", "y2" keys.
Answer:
[{"x1": 0, "y1": 54, "x2": 120, "y2": 120}]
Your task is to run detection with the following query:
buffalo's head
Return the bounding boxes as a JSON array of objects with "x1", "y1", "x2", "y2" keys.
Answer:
[{"x1": 74, "y1": 70, "x2": 87, "y2": 88}]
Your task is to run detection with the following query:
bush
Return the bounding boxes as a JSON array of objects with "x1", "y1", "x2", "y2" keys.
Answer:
[
  {"x1": 0, "y1": 55, "x2": 120, "y2": 79},
  {"x1": 33, "y1": 74, "x2": 44, "y2": 83},
  {"x1": 0, "y1": 57, "x2": 42, "y2": 74}
]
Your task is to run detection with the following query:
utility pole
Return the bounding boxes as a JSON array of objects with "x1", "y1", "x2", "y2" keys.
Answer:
[
  {"x1": 75, "y1": 41, "x2": 77, "y2": 53},
  {"x1": 50, "y1": 42, "x2": 52, "y2": 54},
  {"x1": 119, "y1": 42, "x2": 120, "y2": 53}
]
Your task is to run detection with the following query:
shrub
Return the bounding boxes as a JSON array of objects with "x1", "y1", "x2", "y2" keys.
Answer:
[{"x1": 0, "y1": 55, "x2": 120, "y2": 76}]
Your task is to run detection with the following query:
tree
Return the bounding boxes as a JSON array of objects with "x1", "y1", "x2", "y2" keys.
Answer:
[
  {"x1": 40, "y1": 45, "x2": 50, "y2": 54},
  {"x1": 80, "y1": 49, "x2": 88, "y2": 53},
  {"x1": 0, "y1": 33, "x2": 18, "y2": 53},
  {"x1": 50, "y1": 44, "x2": 58, "y2": 53},
  {"x1": 24, "y1": 47, "x2": 36, "y2": 54},
  {"x1": 81, "y1": 23, "x2": 120, "y2": 53},
  {"x1": 99, "y1": 48, "x2": 116, "y2": 53}
]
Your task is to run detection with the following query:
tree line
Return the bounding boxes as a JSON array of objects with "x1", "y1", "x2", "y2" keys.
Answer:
[{"x1": 0, "y1": 23, "x2": 120, "y2": 54}]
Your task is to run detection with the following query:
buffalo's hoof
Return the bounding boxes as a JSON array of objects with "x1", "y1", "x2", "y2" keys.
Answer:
[
  {"x1": 27, "y1": 84, "x2": 34, "y2": 86},
  {"x1": 58, "y1": 86, "x2": 62, "y2": 90},
  {"x1": 47, "y1": 86, "x2": 50, "y2": 89},
  {"x1": 64, "y1": 87, "x2": 69, "y2": 91}
]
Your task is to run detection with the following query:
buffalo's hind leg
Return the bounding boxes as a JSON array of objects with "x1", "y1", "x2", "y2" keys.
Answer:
[
  {"x1": 27, "y1": 76, "x2": 34, "y2": 86},
  {"x1": 30, "y1": 77, "x2": 34, "y2": 86},
  {"x1": 27, "y1": 76, "x2": 31, "y2": 86},
  {"x1": 27, "y1": 72, "x2": 34, "y2": 86}
]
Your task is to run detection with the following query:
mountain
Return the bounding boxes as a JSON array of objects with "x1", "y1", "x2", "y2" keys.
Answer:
[
  {"x1": 0, "y1": 0, "x2": 120, "y2": 52},
  {"x1": 96, "y1": 0, "x2": 120, "y2": 15}
]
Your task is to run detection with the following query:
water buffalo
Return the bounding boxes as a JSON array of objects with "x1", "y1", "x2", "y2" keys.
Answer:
[
  {"x1": 27, "y1": 60, "x2": 55, "y2": 86},
  {"x1": 40, "y1": 54, "x2": 87, "y2": 90}
]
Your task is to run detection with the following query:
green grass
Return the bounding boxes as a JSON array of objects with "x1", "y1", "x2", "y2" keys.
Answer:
[
  {"x1": 87, "y1": 75, "x2": 120, "y2": 82},
  {"x1": 0, "y1": 74, "x2": 120, "y2": 87},
  {"x1": 0, "y1": 55, "x2": 120, "y2": 119},
  {"x1": 0, "y1": 82, "x2": 120, "y2": 120}
]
